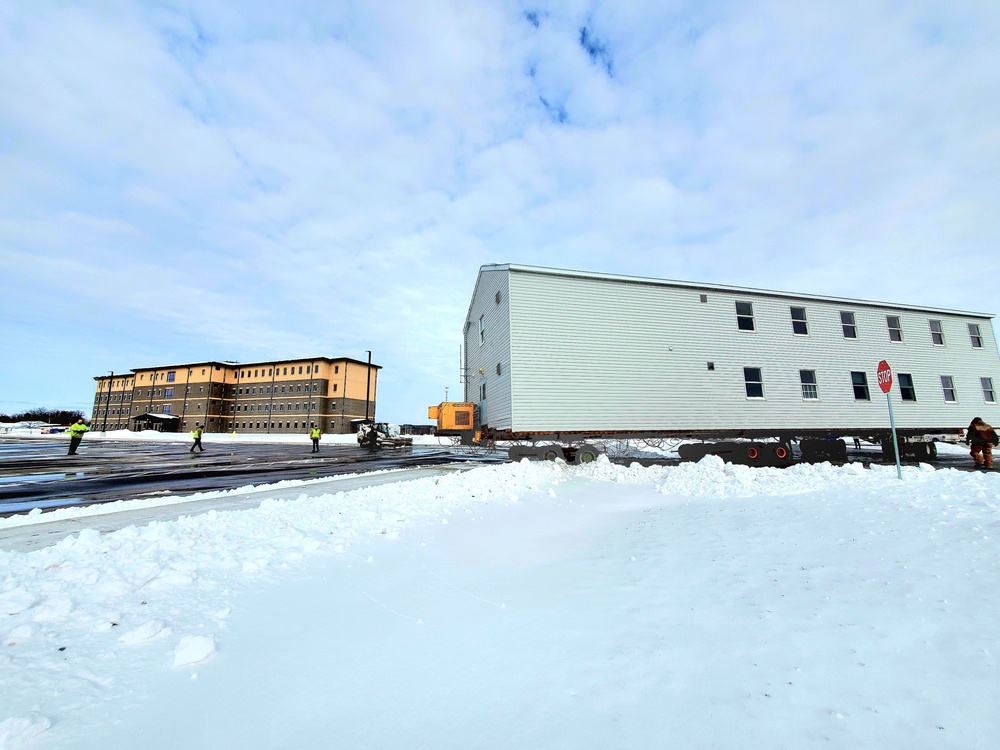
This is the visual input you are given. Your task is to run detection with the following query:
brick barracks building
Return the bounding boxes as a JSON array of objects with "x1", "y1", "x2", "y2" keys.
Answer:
[{"x1": 90, "y1": 357, "x2": 380, "y2": 434}]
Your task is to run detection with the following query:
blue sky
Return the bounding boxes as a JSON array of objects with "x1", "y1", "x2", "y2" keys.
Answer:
[{"x1": 1, "y1": 0, "x2": 998, "y2": 423}]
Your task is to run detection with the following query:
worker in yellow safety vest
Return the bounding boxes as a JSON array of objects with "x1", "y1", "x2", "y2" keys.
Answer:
[
  {"x1": 68, "y1": 418, "x2": 89, "y2": 455},
  {"x1": 190, "y1": 424, "x2": 205, "y2": 453},
  {"x1": 309, "y1": 424, "x2": 321, "y2": 453}
]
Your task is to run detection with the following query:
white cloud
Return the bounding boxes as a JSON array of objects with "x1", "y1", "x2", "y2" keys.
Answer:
[{"x1": 1, "y1": 0, "x2": 998, "y2": 420}]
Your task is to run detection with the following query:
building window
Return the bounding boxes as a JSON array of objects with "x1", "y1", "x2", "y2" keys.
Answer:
[
  {"x1": 969, "y1": 323, "x2": 983, "y2": 348},
  {"x1": 735, "y1": 301, "x2": 755, "y2": 331},
  {"x1": 940, "y1": 376, "x2": 956, "y2": 403},
  {"x1": 841, "y1": 312, "x2": 857, "y2": 339},
  {"x1": 707, "y1": 362, "x2": 715, "y2": 371},
  {"x1": 982, "y1": 377, "x2": 996, "y2": 403},
  {"x1": 201, "y1": 369, "x2": 206, "y2": 375},
  {"x1": 479, "y1": 315, "x2": 486, "y2": 344},
  {"x1": 479, "y1": 382, "x2": 487, "y2": 401},
  {"x1": 743, "y1": 367, "x2": 764, "y2": 398},
  {"x1": 886, "y1": 316, "x2": 902, "y2": 342},
  {"x1": 700, "y1": 294, "x2": 708, "y2": 303},
  {"x1": 930, "y1": 320, "x2": 945, "y2": 346},
  {"x1": 790, "y1": 306, "x2": 808, "y2": 335},
  {"x1": 166, "y1": 371, "x2": 176, "y2": 382},
  {"x1": 898, "y1": 373, "x2": 916, "y2": 401},
  {"x1": 799, "y1": 370, "x2": 818, "y2": 399},
  {"x1": 333, "y1": 384, "x2": 338, "y2": 392},
  {"x1": 165, "y1": 388, "x2": 173, "y2": 398},
  {"x1": 851, "y1": 371, "x2": 870, "y2": 400},
  {"x1": 299, "y1": 366, "x2": 303, "y2": 374},
  {"x1": 163, "y1": 405, "x2": 172, "y2": 414},
  {"x1": 334, "y1": 365, "x2": 339, "y2": 374}
]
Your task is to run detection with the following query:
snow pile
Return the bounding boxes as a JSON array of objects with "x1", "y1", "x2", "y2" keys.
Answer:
[{"x1": 2, "y1": 456, "x2": 1000, "y2": 748}]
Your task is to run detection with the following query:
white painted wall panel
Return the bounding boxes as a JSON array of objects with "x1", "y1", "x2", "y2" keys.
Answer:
[
  {"x1": 466, "y1": 265, "x2": 1000, "y2": 435},
  {"x1": 463, "y1": 269, "x2": 511, "y2": 427}
]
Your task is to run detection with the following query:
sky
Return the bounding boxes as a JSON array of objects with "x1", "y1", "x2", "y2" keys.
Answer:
[
  {"x1": 2, "y1": 0, "x2": 999, "y2": 423},
  {"x1": 2, "y1": 442, "x2": 999, "y2": 748}
]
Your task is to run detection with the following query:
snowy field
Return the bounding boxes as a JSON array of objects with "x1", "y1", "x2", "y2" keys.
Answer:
[{"x1": 2, "y1": 446, "x2": 999, "y2": 749}]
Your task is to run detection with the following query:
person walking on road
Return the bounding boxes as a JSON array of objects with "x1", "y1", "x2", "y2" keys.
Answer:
[
  {"x1": 966, "y1": 417, "x2": 997, "y2": 470},
  {"x1": 309, "y1": 424, "x2": 321, "y2": 453},
  {"x1": 190, "y1": 424, "x2": 205, "y2": 453},
  {"x1": 68, "y1": 418, "x2": 89, "y2": 455}
]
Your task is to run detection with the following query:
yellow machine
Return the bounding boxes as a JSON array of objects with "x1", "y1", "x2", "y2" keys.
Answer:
[{"x1": 428, "y1": 402, "x2": 478, "y2": 440}]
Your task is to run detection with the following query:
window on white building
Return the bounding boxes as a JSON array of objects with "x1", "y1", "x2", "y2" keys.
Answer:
[
  {"x1": 743, "y1": 367, "x2": 764, "y2": 398},
  {"x1": 851, "y1": 371, "x2": 870, "y2": 400},
  {"x1": 886, "y1": 316, "x2": 902, "y2": 342},
  {"x1": 799, "y1": 370, "x2": 818, "y2": 399},
  {"x1": 929, "y1": 320, "x2": 945, "y2": 346},
  {"x1": 736, "y1": 301, "x2": 755, "y2": 331},
  {"x1": 940, "y1": 376, "x2": 956, "y2": 403},
  {"x1": 841, "y1": 312, "x2": 858, "y2": 339},
  {"x1": 969, "y1": 323, "x2": 983, "y2": 348},
  {"x1": 790, "y1": 307, "x2": 808, "y2": 335}
]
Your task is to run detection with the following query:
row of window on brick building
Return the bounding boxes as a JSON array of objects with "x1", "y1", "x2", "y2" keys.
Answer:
[
  {"x1": 96, "y1": 382, "x2": 331, "y2": 404},
  {"x1": 742, "y1": 367, "x2": 996, "y2": 404},
  {"x1": 735, "y1": 302, "x2": 986, "y2": 348},
  {"x1": 98, "y1": 401, "x2": 331, "y2": 416},
  {"x1": 137, "y1": 363, "x2": 335, "y2": 384}
]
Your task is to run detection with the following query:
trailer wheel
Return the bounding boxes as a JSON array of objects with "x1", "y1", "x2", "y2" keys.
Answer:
[
  {"x1": 540, "y1": 447, "x2": 562, "y2": 461},
  {"x1": 574, "y1": 445, "x2": 599, "y2": 464},
  {"x1": 747, "y1": 446, "x2": 759, "y2": 460},
  {"x1": 774, "y1": 445, "x2": 789, "y2": 460}
]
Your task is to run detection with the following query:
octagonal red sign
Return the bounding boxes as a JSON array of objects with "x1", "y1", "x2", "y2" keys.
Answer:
[{"x1": 876, "y1": 360, "x2": 893, "y2": 394}]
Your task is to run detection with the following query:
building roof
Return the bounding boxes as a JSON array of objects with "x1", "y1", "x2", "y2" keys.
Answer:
[
  {"x1": 130, "y1": 413, "x2": 180, "y2": 422},
  {"x1": 114, "y1": 357, "x2": 382, "y2": 375},
  {"x1": 473, "y1": 263, "x2": 993, "y2": 319}
]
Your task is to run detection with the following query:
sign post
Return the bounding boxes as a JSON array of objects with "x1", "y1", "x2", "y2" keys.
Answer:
[{"x1": 877, "y1": 360, "x2": 902, "y2": 479}]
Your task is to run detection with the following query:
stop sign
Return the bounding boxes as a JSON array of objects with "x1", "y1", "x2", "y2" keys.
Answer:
[{"x1": 876, "y1": 360, "x2": 893, "y2": 394}]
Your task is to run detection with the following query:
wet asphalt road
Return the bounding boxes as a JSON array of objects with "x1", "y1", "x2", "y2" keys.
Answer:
[{"x1": 0, "y1": 437, "x2": 499, "y2": 516}]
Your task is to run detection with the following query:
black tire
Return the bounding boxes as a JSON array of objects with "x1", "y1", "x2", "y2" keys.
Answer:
[{"x1": 574, "y1": 445, "x2": 599, "y2": 464}]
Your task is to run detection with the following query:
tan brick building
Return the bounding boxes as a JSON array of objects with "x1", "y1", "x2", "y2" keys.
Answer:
[{"x1": 90, "y1": 357, "x2": 380, "y2": 434}]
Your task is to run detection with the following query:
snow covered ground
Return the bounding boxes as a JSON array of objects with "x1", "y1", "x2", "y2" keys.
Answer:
[{"x1": 2, "y1": 447, "x2": 999, "y2": 749}]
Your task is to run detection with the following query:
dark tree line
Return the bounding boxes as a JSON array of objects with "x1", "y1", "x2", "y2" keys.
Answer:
[{"x1": 0, "y1": 408, "x2": 86, "y2": 424}]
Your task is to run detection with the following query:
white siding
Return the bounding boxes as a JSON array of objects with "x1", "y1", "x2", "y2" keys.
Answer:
[
  {"x1": 463, "y1": 269, "x2": 512, "y2": 427},
  {"x1": 468, "y1": 265, "x2": 1000, "y2": 434}
]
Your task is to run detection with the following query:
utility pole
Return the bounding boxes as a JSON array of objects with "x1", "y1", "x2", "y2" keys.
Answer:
[{"x1": 364, "y1": 350, "x2": 372, "y2": 423}]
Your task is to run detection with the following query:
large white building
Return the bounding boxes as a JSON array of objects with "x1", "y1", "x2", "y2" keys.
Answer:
[{"x1": 462, "y1": 264, "x2": 999, "y2": 439}]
